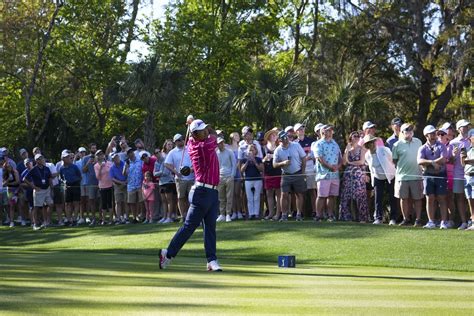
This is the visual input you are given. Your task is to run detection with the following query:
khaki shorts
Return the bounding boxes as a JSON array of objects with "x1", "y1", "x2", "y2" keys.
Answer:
[
  {"x1": 80, "y1": 185, "x2": 88, "y2": 197},
  {"x1": 394, "y1": 180, "x2": 423, "y2": 200},
  {"x1": 87, "y1": 185, "x2": 99, "y2": 199},
  {"x1": 176, "y1": 179, "x2": 194, "y2": 199},
  {"x1": 306, "y1": 174, "x2": 317, "y2": 190},
  {"x1": 114, "y1": 183, "x2": 127, "y2": 203},
  {"x1": 34, "y1": 188, "x2": 53, "y2": 207},
  {"x1": 127, "y1": 188, "x2": 144, "y2": 204}
]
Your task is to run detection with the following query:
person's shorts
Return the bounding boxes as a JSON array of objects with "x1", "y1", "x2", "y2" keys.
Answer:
[
  {"x1": 127, "y1": 188, "x2": 144, "y2": 204},
  {"x1": 306, "y1": 174, "x2": 317, "y2": 190},
  {"x1": 86, "y1": 185, "x2": 99, "y2": 199},
  {"x1": 453, "y1": 179, "x2": 465, "y2": 194},
  {"x1": 264, "y1": 175, "x2": 281, "y2": 190},
  {"x1": 160, "y1": 183, "x2": 177, "y2": 194},
  {"x1": 113, "y1": 183, "x2": 127, "y2": 203},
  {"x1": 65, "y1": 183, "x2": 81, "y2": 203},
  {"x1": 80, "y1": 185, "x2": 88, "y2": 197},
  {"x1": 176, "y1": 179, "x2": 194, "y2": 199},
  {"x1": 394, "y1": 180, "x2": 423, "y2": 200},
  {"x1": 317, "y1": 178, "x2": 340, "y2": 197},
  {"x1": 465, "y1": 177, "x2": 474, "y2": 199},
  {"x1": 53, "y1": 185, "x2": 65, "y2": 205},
  {"x1": 33, "y1": 188, "x2": 53, "y2": 207},
  {"x1": 1, "y1": 189, "x2": 8, "y2": 206},
  {"x1": 281, "y1": 172, "x2": 307, "y2": 193},
  {"x1": 423, "y1": 174, "x2": 447, "y2": 196}
]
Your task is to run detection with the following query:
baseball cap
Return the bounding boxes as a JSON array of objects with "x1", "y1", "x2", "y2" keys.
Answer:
[
  {"x1": 456, "y1": 119, "x2": 470, "y2": 130},
  {"x1": 362, "y1": 121, "x2": 376, "y2": 130},
  {"x1": 110, "y1": 152, "x2": 118, "y2": 159},
  {"x1": 423, "y1": 125, "x2": 437, "y2": 135},
  {"x1": 294, "y1": 123, "x2": 305, "y2": 131},
  {"x1": 95, "y1": 149, "x2": 104, "y2": 156},
  {"x1": 216, "y1": 129, "x2": 224, "y2": 136},
  {"x1": 469, "y1": 129, "x2": 474, "y2": 138},
  {"x1": 24, "y1": 158, "x2": 33, "y2": 164},
  {"x1": 391, "y1": 117, "x2": 403, "y2": 126},
  {"x1": 439, "y1": 122, "x2": 452, "y2": 134},
  {"x1": 19, "y1": 148, "x2": 28, "y2": 155},
  {"x1": 173, "y1": 133, "x2": 184, "y2": 142},
  {"x1": 61, "y1": 150, "x2": 71, "y2": 158},
  {"x1": 217, "y1": 137, "x2": 225, "y2": 144},
  {"x1": 278, "y1": 130, "x2": 288, "y2": 139},
  {"x1": 139, "y1": 151, "x2": 150, "y2": 159},
  {"x1": 78, "y1": 147, "x2": 87, "y2": 153},
  {"x1": 400, "y1": 123, "x2": 414, "y2": 132},
  {"x1": 189, "y1": 119, "x2": 208, "y2": 133},
  {"x1": 284, "y1": 126, "x2": 294, "y2": 133},
  {"x1": 314, "y1": 123, "x2": 324, "y2": 133},
  {"x1": 321, "y1": 124, "x2": 334, "y2": 132},
  {"x1": 134, "y1": 138, "x2": 143, "y2": 144},
  {"x1": 241, "y1": 126, "x2": 253, "y2": 135},
  {"x1": 34, "y1": 153, "x2": 44, "y2": 160},
  {"x1": 256, "y1": 131, "x2": 265, "y2": 141},
  {"x1": 32, "y1": 147, "x2": 41, "y2": 154}
]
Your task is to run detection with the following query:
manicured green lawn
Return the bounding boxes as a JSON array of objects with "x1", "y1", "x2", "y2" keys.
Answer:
[{"x1": 1, "y1": 221, "x2": 473, "y2": 315}]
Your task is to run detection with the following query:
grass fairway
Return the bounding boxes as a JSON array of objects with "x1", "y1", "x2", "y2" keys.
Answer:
[{"x1": 1, "y1": 221, "x2": 473, "y2": 315}]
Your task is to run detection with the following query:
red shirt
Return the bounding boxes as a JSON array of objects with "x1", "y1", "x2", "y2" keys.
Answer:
[
  {"x1": 188, "y1": 134, "x2": 219, "y2": 186},
  {"x1": 141, "y1": 156, "x2": 158, "y2": 182}
]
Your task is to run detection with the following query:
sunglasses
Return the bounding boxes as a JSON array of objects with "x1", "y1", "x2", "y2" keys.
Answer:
[
  {"x1": 352, "y1": 135, "x2": 360, "y2": 138},
  {"x1": 437, "y1": 132, "x2": 447, "y2": 136}
]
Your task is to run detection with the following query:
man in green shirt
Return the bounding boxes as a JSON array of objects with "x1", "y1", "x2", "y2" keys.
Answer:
[{"x1": 392, "y1": 123, "x2": 423, "y2": 226}]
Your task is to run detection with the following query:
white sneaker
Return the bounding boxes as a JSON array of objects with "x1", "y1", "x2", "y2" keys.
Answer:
[
  {"x1": 85, "y1": 217, "x2": 91, "y2": 224},
  {"x1": 225, "y1": 215, "x2": 232, "y2": 222},
  {"x1": 466, "y1": 225, "x2": 474, "y2": 231},
  {"x1": 237, "y1": 212, "x2": 243, "y2": 219},
  {"x1": 230, "y1": 213, "x2": 237, "y2": 220},
  {"x1": 216, "y1": 215, "x2": 226, "y2": 222},
  {"x1": 207, "y1": 260, "x2": 223, "y2": 272},
  {"x1": 458, "y1": 222, "x2": 468, "y2": 230},
  {"x1": 389, "y1": 219, "x2": 396, "y2": 226},
  {"x1": 77, "y1": 218, "x2": 85, "y2": 225},
  {"x1": 159, "y1": 249, "x2": 172, "y2": 269},
  {"x1": 440, "y1": 221, "x2": 448, "y2": 229},
  {"x1": 373, "y1": 219, "x2": 382, "y2": 225},
  {"x1": 423, "y1": 221, "x2": 436, "y2": 229},
  {"x1": 446, "y1": 220, "x2": 454, "y2": 228},
  {"x1": 32, "y1": 224, "x2": 41, "y2": 231},
  {"x1": 9, "y1": 222, "x2": 14, "y2": 228}
]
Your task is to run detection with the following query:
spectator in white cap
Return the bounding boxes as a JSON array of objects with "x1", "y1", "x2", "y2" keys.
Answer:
[
  {"x1": 238, "y1": 126, "x2": 263, "y2": 160},
  {"x1": 216, "y1": 136, "x2": 236, "y2": 222},
  {"x1": 284, "y1": 126, "x2": 295, "y2": 141},
  {"x1": 460, "y1": 128, "x2": 474, "y2": 230},
  {"x1": 451, "y1": 119, "x2": 471, "y2": 229},
  {"x1": 437, "y1": 122, "x2": 456, "y2": 228},
  {"x1": 392, "y1": 123, "x2": 423, "y2": 226},
  {"x1": 74, "y1": 147, "x2": 89, "y2": 224},
  {"x1": 59, "y1": 149, "x2": 82, "y2": 226},
  {"x1": 417, "y1": 125, "x2": 449, "y2": 229},
  {"x1": 312, "y1": 124, "x2": 342, "y2": 222},
  {"x1": 294, "y1": 123, "x2": 317, "y2": 217},
  {"x1": 314, "y1": 123, "x2": 324, "y2": 141},
  {"x1": 16, "y1": 148, "x2": 29, "y2": 176},
  {"x1": 359, "y1": 121, "x2": 384, "y2": 148},
  {"x1": 165, "y1": 133, "x2": 195, "y2": 220},
  {"x1": 229, "y1": 131, "x2": 244, "y2": 220}
]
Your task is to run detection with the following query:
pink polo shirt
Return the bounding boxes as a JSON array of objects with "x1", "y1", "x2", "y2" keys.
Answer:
[
  {"x1": 188, "y1": 134, "x2": 219, "y2": 186},
  {"x1": 94, "y1": 161, "x2": 113, "y2": 189}
]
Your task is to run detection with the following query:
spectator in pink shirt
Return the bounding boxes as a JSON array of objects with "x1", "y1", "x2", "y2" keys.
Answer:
[
  {"x1": 94, "y1": 150, "x2": 113, "y2": 225},
  {"x1": 159, "y1": 118, "x2": 222, "y2": 272},
  {"x1": 142, "y1": 171, "x2": 155, "y2": 224}
]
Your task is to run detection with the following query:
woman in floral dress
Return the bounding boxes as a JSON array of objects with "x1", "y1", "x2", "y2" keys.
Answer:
[{"x1": 339, "y1": 131, "x2": 369, "y2": 222}]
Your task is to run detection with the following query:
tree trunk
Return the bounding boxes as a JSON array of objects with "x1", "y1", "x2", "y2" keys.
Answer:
[
  {"x1": 415, "y1": 68, "x2": 433, "y2": 138},
  {"x1": 24, "y1": 2, "x2": 61, "y2": 146},
  {"x1": 144, "y1": 104, "x2": 156, "y2": 151},
  {"x1": 120, "y1": 0, "x2": 140, "y2": 64}
]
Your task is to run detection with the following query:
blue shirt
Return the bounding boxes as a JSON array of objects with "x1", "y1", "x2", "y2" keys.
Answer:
[
  {"x1": 241, "y1": 157, "x2": 263, "y2": 181},
  {"x1": 25, "y1": 165, "x2": 52, "y2": 189},
  {"x1": 313, "y1": 139, "x2": 341, "y2": 180},
  {"x1": 110, "y1": 161, "x2": 127, "y2": 182},
  {"x1": 17, "y1": 161, "x2": 27, "y2": 176},
  {"x1": 386, "y1": 134, "x2": 398, "y2": 150},
  {"x1": 82, "y1": 155, "x2": 98, "y2": 185},
  {"x1": 74, "y1": 159, "x2": 88, "y2": 186},
  {"x1": 127, "y1": 158, "x2": 143, "y2": 191},
  {"x1": 59, "y1": 163, "x2": 82, "y2": 184}
]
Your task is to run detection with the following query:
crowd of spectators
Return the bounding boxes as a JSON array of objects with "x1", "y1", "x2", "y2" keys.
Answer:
[{"x1": 1, "y1": 117, "x2": 474, "y2": 231}]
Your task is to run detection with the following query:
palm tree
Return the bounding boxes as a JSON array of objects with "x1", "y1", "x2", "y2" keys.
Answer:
[
  {"x1": 123, "y1": 56, "x2": 185, "y2": 150},
  {"x1": 221, "y1": 68, "x2": 306, "y2": 131}
]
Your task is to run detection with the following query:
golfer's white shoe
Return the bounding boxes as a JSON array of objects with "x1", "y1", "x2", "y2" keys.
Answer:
[
  {"x1": 159, "y1": 249, "x2": 172, "y2": 269},
  {"x1": 207, "y1": 260, "x2": 223, "y2": 272}
]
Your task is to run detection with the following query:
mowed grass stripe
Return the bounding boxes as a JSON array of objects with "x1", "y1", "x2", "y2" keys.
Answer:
[{"x1": 0, "y1": 249, "x2": 472, "y2": 315}]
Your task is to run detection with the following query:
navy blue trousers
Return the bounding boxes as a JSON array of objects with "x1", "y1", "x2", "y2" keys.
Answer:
[{"x1": 166, "y1": 186, "x2": 218, "y2": 262}]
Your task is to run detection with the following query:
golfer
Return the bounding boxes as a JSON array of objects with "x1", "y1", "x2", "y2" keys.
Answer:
[{"x1": 159, "y1": 118, "x2": 222, "y2": 272}]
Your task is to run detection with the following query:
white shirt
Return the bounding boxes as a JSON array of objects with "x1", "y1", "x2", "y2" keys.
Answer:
[
  {"x1": 46, "y1": 162, "x2": 59, "y2": 186},
  {"x1": 164, "y1": 146, "x2": 195, "y2": 181},
  {"x1": 237, "y1": 140, "x2": 263, "y2": 160}
]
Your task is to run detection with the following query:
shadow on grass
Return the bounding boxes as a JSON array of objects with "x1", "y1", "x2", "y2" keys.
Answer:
[{"x1": 0, "y1": 221, "x2": 387, "y2": 248}]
